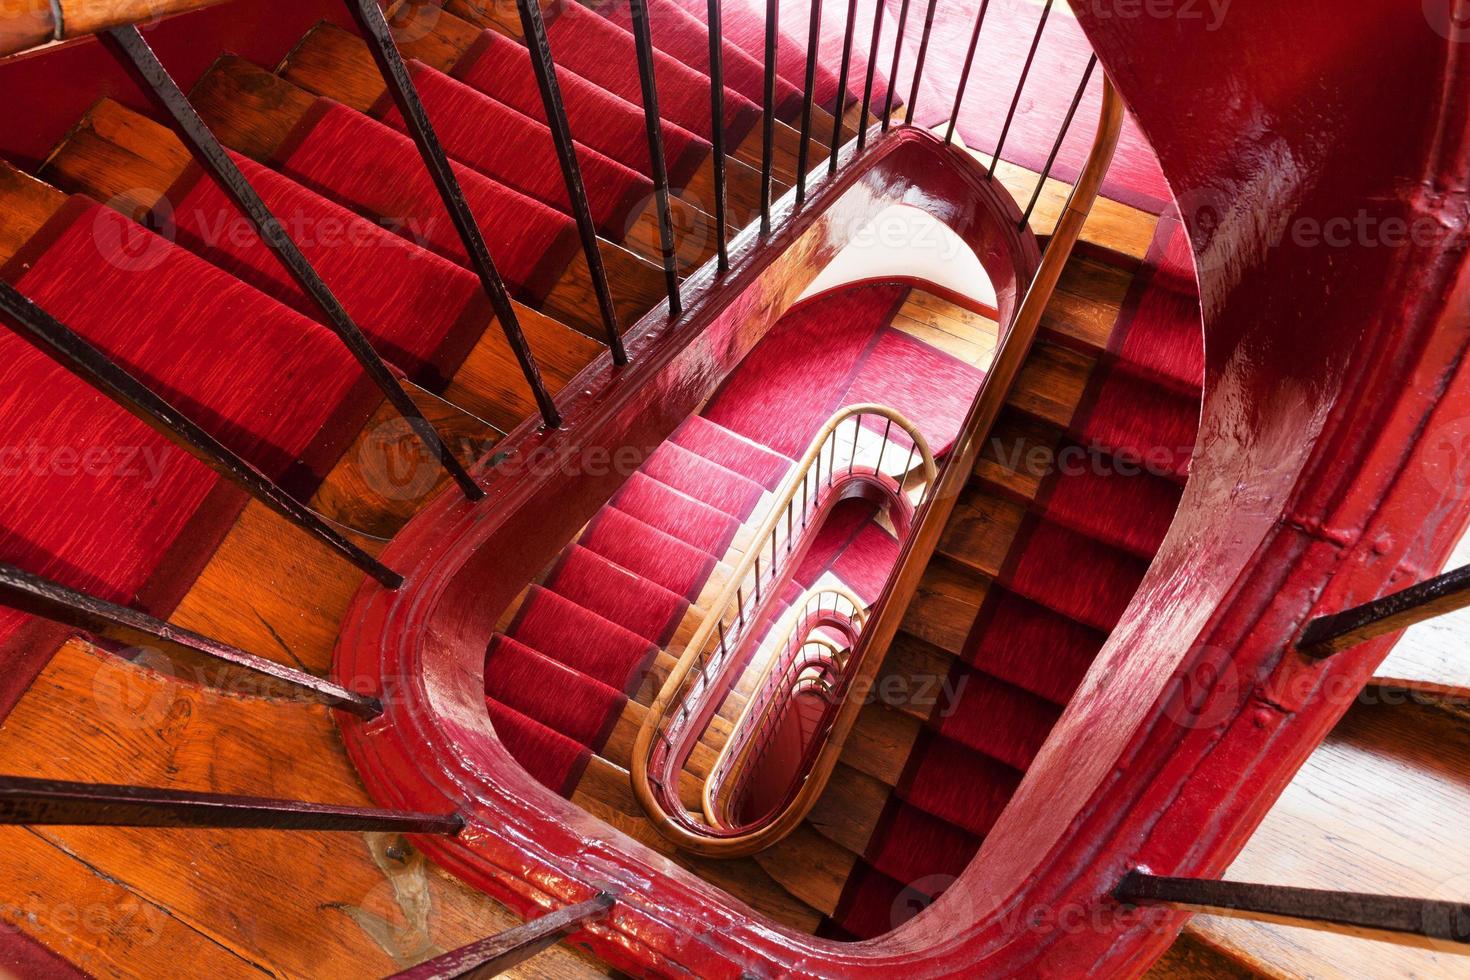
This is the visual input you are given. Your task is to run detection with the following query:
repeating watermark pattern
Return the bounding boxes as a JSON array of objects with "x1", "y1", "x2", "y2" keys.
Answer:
[
  {"x1": 0, "y1": 896, "x2": 168, "y2": 946},
  {"x1": 990, "y1": 436, "x2": 1193, "y2": 481},
  {"x1": 847, "y1": 672, "x2": 970, "y2": 716},
  {"x1": 888, "y1": 873, "x2": 1178, "y2": 937},
  {"x1": 1418, "y1": 415, "x2": 1470, "y2": 502},
  {"x1": 0, "y1": 442, "x2": 175, "y2": 486},
  {"x1": 1083, "y1": 0, "x2": 1231, "y2": 32},
  {"x1": 1162, "y1": 645, "x2": 1243, "y2": 731}
]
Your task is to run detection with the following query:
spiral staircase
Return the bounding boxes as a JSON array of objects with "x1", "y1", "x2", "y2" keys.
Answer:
[{"x1": 0, "y1": 0, "x2": 1466, "y2": 977}]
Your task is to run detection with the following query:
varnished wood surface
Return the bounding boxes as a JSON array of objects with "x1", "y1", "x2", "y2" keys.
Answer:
[
  {"x1": 0, "y1": 640, "x2": 612, "y2": 978},
  {"x1": 1374, "y1": 532, "x2": 1470, "y2": 699},
  {"x1": 1183, "y1": 700, "x2": 1470, "y2": 977},
  {"x1": 0, "y1": 161, "x2": 66, "y2": 264}
]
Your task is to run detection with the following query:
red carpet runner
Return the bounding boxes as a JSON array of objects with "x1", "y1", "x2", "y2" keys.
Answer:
[
  {"x1": 821, "y1": 215, "x2": 1203, "y2": 940},
  {"x1": 481, "y1": 281, "x2": 982, "y2": 796}
]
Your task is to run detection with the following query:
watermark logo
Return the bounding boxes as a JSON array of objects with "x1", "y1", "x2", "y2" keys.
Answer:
[
  {"x1": 1083, "y1": 0, "x2": 1232, "y2": 32},
  {"x1": 1162, "y1": 646, "x2": 1243, "y2": 731},
  {"x1": 93, "y1": 192, "x2": 174, "y2": 273},
  {"x1": 357, "y1": 417, "x2": 446, "y2": 503},
  {"x1": 1418, "y1": 415, "x2": 1470, "y2": 502},
  {"x1": 1425, "y1": 0, "x2": 1470, "y2": 42}
]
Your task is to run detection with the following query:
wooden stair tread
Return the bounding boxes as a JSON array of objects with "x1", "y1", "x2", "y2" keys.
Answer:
[
  {"x1": 1373, "y1": 533, "x2": 1470, "y2": 700},
  {"x1": 0, "y1": 640, "x2": 607, "y2": 977},
  {"x1": 1183, "y1": 700, "x2": 1470, "y2": 978}
]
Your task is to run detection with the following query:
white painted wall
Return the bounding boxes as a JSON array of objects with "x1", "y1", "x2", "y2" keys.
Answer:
[{"x1": 798, "y1": 203, "x2": 997, "y2": 308}]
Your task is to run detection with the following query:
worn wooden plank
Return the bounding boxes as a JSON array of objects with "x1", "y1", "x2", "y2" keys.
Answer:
[
  {"x1": 0, "y1": 162, "x2": 67, "y2": 264},
  {"x1": 1185, "y1": 700, "x2": 1470, "y2": 977}
]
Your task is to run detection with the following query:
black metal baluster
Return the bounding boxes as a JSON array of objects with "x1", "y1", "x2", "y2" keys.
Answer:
[
  {"x1": 760, "y1": 0, "x2": 778, "y2": 234},
  {"x1": 988, "y1": 0, "x2": 1054, "y2": 180},
  {"x1": 345, "y1": 0, "x2": 563, "y2": 429},
  {"x1": 627, "y1": 0, "x2": 683, "y2": 316},
  {"x1": 0, "y1": 282, "x2": 401, "y2": 588},
  {"x1": 1299, "y1": 561, "x2": 1470, "y2": 657},
  {"x1": 0, "y1": 563, "x2": 380, "y2": 718},
  {"x1": 880, "y1": 0, "x2": 911, "y2": 131},
  {"x1": 1020, "y1": 54, "x2": 1096, "y2": 230},
  {"x1": 105, "y1": 25, "x2": 482, "y2": 502},
  {"x1": 0, "y1": 776, "x2": 463, "y2": 832},
  {"x1": 945, "y1": 0, "x2": 991, "y2": 144},
  {"x1": 706, "y1": 0, "x2": 730, "y2": 270},
  {"x1": 795, "y1": 0, "x2": 822, "y2": 203},
  {"x1": 1116, "y1": 871, "x2": 1470, "y2": 946},
  {"x1": 904, "y1": 0, "x2": 938, "y2": 126},
  {"x1": 856, "y1": 0, "x2": 885, "y2": 151},
  {"x1": 514, "y1": 0, "x2": 627, "y2": 365},
  {"x1": 828, "y1": 0, "x2": 859, "y2": 174},
  {"x1": 388, "y1": 894, "x2": 616, "y2": 980}
]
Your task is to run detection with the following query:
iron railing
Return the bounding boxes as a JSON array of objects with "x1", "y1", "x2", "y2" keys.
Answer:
[
  {"x1": 704, "y1": 585, "x2": 867, "y2": 830},
  {"x1": 631, "y1": 404, "x2": 935, "y2": 854}
]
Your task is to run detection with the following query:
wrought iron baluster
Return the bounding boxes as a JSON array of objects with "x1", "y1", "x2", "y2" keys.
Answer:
[
  {"x1": 344, "y1": 0, "x2": 562, "y2": 429},
  {"x1": 760, "y1": 0, "x2": 779, "y2": 233},
  {"x1": 514, "y1": 0, "x2": 627, "y2": 364},
  {"x1": 1298, "y1": 560, "x2": 1470, "y2": 656},
  {"x1": 880, "y1": 0, "x2": 911, "y2": 130},
  {"x1": 903, "y1": 0, "x2": 938, "y2": 126},
  {"x1": 0, "y1": 775, "x2": 462, "y2": 832},
  {"x1": 1116, "y1": 871, "x2": 1470, "y2": 946},
  {"x1": 0, "y1": 564, "x2": 380, "y2": 718},
  {"x1": 1020, "y1": 54, "x2": 1096, "y2": 230},
  {"x1": 945, "y1": 0, "x2": 991, "y2": 144},
  {"x1": 0, "y1": 281, "x2": 401, "y2": 588},
  {"x1": 849, "y1": 414, "x2": 860, "y2": 475},
  {"x1": 988, "y1": 0, "x2": 1054, "y2": 180},
  {"x1": 706, "y1": 0, "x2": 730, "y2": 270},
  {"x1": 857, "y1": 0, "x2": 885, "y2": 151},
  {"x1": 628, "y1": 0, "x2": 683, "y2": 316},
  {"x1": 388, "y1": 894, "x2": 615, "y2": 980},
  {"x1": 828, "y1": 0, "x2": 859, "y2": 174},
  {"x1": 105, "y1": 24, "x2": 482, "y2": 501},
  {"x1": 795, "y1": 0, "x2": 822, "y2": 203}
]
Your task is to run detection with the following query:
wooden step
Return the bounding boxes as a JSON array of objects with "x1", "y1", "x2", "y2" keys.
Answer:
[
  {"x1": 36, "y1": 98, "x2": 604, "y2": 434},
  {"x1": 1180, "y1": 698, "x2": 1470, "y2": 977},
  {"x1": 0, "y1": 639, "x2": 609, "y2": 976},
  {"x1": 1372, "y1": 533, "x2": 1470, "y2": 701},
  {"x1": 570, "y1": 755, "x2": 825, "y2": 931},
  {"x1": 182, "y1": 55, "x2": 666, "y2": 339},
  {"x1": 279, "y1": 21, "x2": 718, "y2": 274},
  {"x1": 0, "y1": 162, "x2": 66, "y2": 264}
]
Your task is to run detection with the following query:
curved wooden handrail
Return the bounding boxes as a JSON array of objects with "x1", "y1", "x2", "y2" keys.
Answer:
[
  {"x1": 701, "y1": 584, "x2": 867, "y2": 830},
  {"x1": 628, "y1": 80, "x2": 1123, "y2": 859},
  {"x1": 631, "y1": 403, "x2": 936, "y2": 855},
  {"x1": 0, "y1": 0, "x2": 236, "y2": 58}
]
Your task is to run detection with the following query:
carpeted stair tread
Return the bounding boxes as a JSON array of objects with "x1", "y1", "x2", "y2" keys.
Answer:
[
  {"x1": 930, "y1": 665, "x2": 1063, "y2": 772},
  {"x1": 546, "y1": 545, "x2": 689, "y2": 645},
  {"x1": 450, "y1": 28, "x2": 709, "y2": 190},
  {"x1": 0, "y1": 342, "x2": 225, "y2": 711},
  {"x1": 862, "y1": 799, "x2": 982, "y2": 891},
  {"x1": 485, "y1": 695, "x2": 591, "y2": 795},
  {"x1": 897, "y1": 733, "x2": 1023, "y2": 838},
  {"x1": 544, "y1": 1, "x2": 762, "y2": 146},
  {"x1": 822, "y1": 863, "x2": 921, "y2": 940},
  {"x1": 1001, "y1": 522, "x2": 1150, "y2": 632},
  {"x1": 610, "y1": 472, "x2": 739, "y2": 555},
  {"x1": 485, "y1": 634, "x2": 626, "y2": 747},
  {"x1": 6, "y1": 196, "x2": 371, "y2": 490},
  {"x1": 662, "y1": 0, "x2": 874, "y2": 113},
  {"x1": 163, "y1": 151, "x2": 488, "y2": 389},
  {"x1": 672, "y1": 415, "x2": 792, "y2": 490},
  {"x1": 581, "y1": 507, "x2": 717, "y2": 600},
  {"x1": 508, "y1": 586, "x2": 658, "y2": 693},
  {"x1": 843, "y1": 327, "x2": 986, "y2": 456},
  {"x1": 1112, "y1": 219, "x2": 1204, "y2": 394},
  {"x1": 1071, "y1": 365, "x2": 1198, "y2": 483},
  {"x1": 597, "y1": 0, "x2": 805, "y2": 120},
  {"x1": 961, "y1": 588, "x2": 1104, "y2": 706},
  {"x1": 378, "y1": 60, "x2": 654, "y2": 239},
  {"x1": 703, "y1": 284, "x2": 907, "y2": 457},
  {"x1": 641, "y1": 442, "x2": 766, "y2": 519},
  {"x1": 272, "y1": 98, "x2": 579, "y2": 303},
  {"x1": 1033, "y1": 457, "x2": 1183, "y2": 559},
  {"x1": 829, "y1": 523, "x2": 901, "y2": 604},
  {"x1": 792, "y1": 498, "x2": 882, "y2": 588}
]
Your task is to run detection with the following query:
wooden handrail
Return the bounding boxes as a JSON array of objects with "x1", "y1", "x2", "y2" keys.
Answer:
[
  {"x1": 631, "y1": 79, "x2": 1123, "y2": 858},
  {"x1": 0, "y1": 0, "x2": 237, "y2": 58},
  {"x1": 630, "y1": 403, "x2": 936, "y2": 854},
  {"x1": 702, "y1": 584, "x2": 867, "y2": 828}
]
